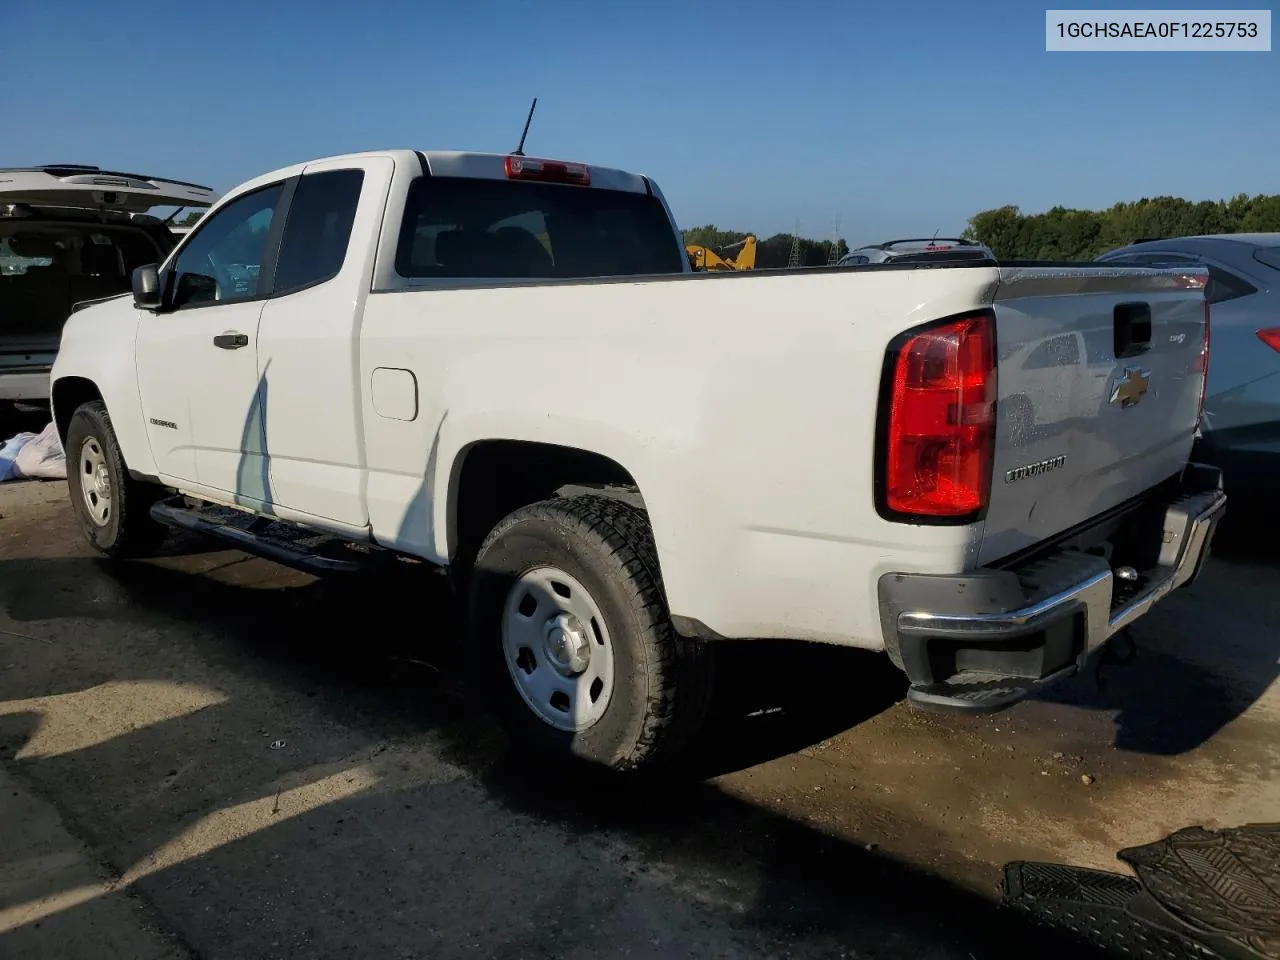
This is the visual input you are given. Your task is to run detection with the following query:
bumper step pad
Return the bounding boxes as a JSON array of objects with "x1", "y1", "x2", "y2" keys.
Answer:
[{"x1": 906, "y1": 665, "x2": 1077, "y2": 714}]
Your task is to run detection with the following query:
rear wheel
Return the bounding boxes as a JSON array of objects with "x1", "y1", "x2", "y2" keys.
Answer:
[
  {"x1": 469, "y1": 495, "x2": 712, "y2": 772},
  {"x1": 65, "y1": 401, "x2": 168, "y2": 557}
]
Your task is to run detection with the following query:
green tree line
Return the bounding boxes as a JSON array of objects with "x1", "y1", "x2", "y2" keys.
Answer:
[
  {"x1": 963, "y1": 194, "x2": 1280, "y2": 261},
  {"x1": 682, "y1": 225, "x2": 849, "y2": 268}
]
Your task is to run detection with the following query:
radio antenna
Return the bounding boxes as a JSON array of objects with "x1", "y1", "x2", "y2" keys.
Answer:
[{"x1": 512, "y1": 97, "x2": 538, "y2": 157}]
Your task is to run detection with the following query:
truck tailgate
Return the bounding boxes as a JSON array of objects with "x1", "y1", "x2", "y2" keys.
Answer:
[{"x1": 978, "y1": 265, "x2": 1209, "y2": 565}]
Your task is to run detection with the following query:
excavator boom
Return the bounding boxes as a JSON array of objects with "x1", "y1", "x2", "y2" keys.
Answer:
[{"x1": 686, "y1": 234, "x2": 757, "y2": 272}]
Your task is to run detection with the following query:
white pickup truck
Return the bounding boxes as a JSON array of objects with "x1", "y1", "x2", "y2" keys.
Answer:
[{"x1": 49, "y1": 149, "x2": 1225, "y2": 771}]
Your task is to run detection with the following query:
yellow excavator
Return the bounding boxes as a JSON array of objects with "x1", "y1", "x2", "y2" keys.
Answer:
[{"x1": 686, "y1": 235, "x2": 757, "y2": 272}]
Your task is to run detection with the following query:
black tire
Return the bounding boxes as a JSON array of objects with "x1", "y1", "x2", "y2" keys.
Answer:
[
  {"x1": 469, "y1": 494, "x2": 713, "y2": 772},
  {"x1": 65, "y1": 401, "x2": 168, "y2": 557}
]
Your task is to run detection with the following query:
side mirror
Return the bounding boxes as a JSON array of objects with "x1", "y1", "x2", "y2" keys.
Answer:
[
  {"x1": 132, "y1": 264, "x2": 162, "y2": 310},
  {"x1": 174, "y1": 272, "x2": 217, "y2": 308}
]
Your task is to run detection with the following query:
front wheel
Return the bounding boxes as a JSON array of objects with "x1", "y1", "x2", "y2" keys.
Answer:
[
  {"x1": 469, "y1": 495, "x2": 712, "y2": 772},
  {"x1": 65, "y1": 401, "x2": 168, "y2": 557}
]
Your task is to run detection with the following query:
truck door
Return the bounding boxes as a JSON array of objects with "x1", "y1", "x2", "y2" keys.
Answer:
[
  {"x1": 134, "y1": 181, "x2": 286, "y2": 502},
  {"x1": 255, "y1": 156, "x2": 393, "y2": 530}
]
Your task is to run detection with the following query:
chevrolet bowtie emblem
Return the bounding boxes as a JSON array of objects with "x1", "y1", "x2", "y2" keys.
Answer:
[{"x1": 1110, "y1": 367, "x2": 1151, "y2": 408}]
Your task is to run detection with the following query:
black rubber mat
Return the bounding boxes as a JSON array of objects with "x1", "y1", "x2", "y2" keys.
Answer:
[
  {"x1": 1003, "y1": 823, "x2": 1280, "y2": 960},
  {"x1": 1119, "y1": 824, "x2": 1280, "y2": 959},
  {"x1": 1002, "y1": 861, "x2": 1217, "y2": 959}
]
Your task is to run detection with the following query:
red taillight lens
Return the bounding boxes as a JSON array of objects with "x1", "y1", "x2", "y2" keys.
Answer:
[
  {"x1": 1256, "y1": 327, "x2": 1280, "y2": 353},
  {"x1": 882, "y1": 312, "x2": 996, "y2": 518},
  {"x1": 505, "y1": 155, "x2": 591, "y2": 186}
]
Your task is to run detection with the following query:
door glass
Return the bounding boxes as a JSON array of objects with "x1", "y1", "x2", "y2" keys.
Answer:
[
  {"x1": 169, "y1": 183, "x2": 283, "y2": 309},
  {"x1": 273, "y1": 169, "x2": 365, "y2": 295}
]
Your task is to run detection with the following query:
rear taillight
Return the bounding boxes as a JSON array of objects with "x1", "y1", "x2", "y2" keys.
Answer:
[
  {"x1": 1197, "y1": 300, "x2": 1211, "y2": 422},
  {"x1": 880, "y1": 311, "x2": 996, "y2": 519},
  {"x1": 1256, "y1": 327, "x2": 1280, "y2": 353}
]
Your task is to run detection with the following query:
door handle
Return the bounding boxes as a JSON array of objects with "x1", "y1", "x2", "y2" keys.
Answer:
[{"x1": 213, "y1": 332, "x2": 249, "y2": 350}]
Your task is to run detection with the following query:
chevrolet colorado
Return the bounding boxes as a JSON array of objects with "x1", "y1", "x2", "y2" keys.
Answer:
[{"x1": 49, "y1": 149, "x2": 1224, "y2": 770}]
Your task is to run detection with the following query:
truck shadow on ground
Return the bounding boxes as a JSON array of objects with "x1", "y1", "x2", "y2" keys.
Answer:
[
  {"x1": 1031, "y1": 547, "x2": 1279, "y2": 758},
  {"x1": 1, "y1": 538, "x2": 1271, "y2": 767},
  {"x1": 1207, "y1": 507, "x2": 1280, "y2": 567},
  {"x1": 0, "y1": 552, "x2": 906, "y2": 779},
  {"x1": 0, "y1": 554, "x2": 1171, "y2": 960}
]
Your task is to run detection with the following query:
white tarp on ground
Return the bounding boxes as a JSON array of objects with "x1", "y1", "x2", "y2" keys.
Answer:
[{"x1": 0, "y1": 422, "x2": 66, "y2": 481}]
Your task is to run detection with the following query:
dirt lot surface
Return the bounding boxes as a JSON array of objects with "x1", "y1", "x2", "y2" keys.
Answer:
[{"x1": 1, "y1": 465, "x2": 1277, "y2": 958}]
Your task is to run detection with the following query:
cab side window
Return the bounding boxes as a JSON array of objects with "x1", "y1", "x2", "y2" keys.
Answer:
[
  {"x1": 273, "y1": 169, "x2": 365, "y2": 295},
  {"x1": 169, "y1": 183, "x2": 284, "y2": 310}
]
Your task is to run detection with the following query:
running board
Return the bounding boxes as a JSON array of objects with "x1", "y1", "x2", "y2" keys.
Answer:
[
  {"x1": 149, "y1": 499, "x2": 364, "y2": 575},
  {"x1": 906, "y1": 664, "x2": 1078, "y2": 715}
]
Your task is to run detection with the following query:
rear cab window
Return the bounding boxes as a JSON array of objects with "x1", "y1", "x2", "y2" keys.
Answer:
[
  {"x1": 394, "y1": 176, "x2": 684, "y2": 280},
  {"x1": 886, "y1": 249, "x2": 990, "y2": 264}
]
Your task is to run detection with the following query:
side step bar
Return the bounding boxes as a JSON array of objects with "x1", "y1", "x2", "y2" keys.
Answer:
[{"x1": 149, "y1": 499, "x2": 363, "y2": 575}]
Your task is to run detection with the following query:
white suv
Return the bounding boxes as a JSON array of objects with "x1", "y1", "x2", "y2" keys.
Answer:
[
  {"x1": 836, "y1": 237, "x2": 995, "y2": 266},
  {"x1": 0, "y1": 164, "x2": 217, "y2": 409}
]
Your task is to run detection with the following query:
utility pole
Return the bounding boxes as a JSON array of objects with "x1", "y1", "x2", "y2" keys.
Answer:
[
  {"x1": 787, "y1": 220, "x2": 802, "y2": 269},
  {"x1": 826, "y1": 215, "x2": 842, "y2": 266}
]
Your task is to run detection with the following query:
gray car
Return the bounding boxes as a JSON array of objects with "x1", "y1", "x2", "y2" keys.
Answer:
[{"x1": 1097, "y1": 234, "x2": 1280, "y2": 501}]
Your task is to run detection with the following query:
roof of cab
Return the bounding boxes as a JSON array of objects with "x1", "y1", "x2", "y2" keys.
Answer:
[
  {"x1": 420, "y1": 151, "x2": 651, "y2": 195},
  {"x1": 226, "y1": 149, "x2": 653, "y2": 203}
]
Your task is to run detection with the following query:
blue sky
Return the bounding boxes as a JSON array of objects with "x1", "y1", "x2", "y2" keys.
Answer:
[{"x1": 4, "y1": 0, "x2": 1276, "y2": 244}]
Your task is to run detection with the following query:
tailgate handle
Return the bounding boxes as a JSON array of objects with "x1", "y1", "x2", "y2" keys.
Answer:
[{"x1": 1114, "y1": 302, "x2": 1152, "y2": 359}]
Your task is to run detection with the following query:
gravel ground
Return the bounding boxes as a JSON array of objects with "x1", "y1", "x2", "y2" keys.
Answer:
[{"x1": 1, "y1": 470, "x2": 1276, "y2": 960}]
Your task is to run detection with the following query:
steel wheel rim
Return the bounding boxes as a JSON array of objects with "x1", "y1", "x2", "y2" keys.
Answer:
[
  {"x1": 79, "y1": 437, "x2": 112, "y2": 527},
  {"x1": 501, "y1": 566, "x2": 615, "y2": 732}
]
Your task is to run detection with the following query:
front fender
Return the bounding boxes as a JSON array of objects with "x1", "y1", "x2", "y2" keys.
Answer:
[{"x1": 50, "y1": 298, "x2": 156, "y2": 479}]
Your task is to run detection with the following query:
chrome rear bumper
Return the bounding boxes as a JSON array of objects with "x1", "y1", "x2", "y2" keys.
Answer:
[{"x1": 878, "y1": 464, "x2": 1226, "y2": 712}]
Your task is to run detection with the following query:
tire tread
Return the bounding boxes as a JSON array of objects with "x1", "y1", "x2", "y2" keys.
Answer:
[
  {"x1": 476, "y1": 493, "x2": 712, "y2": 771},
  {"x1": 66, "y1": 401, "x2": 166, "y2": 558}
]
